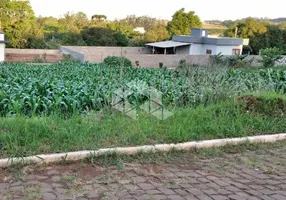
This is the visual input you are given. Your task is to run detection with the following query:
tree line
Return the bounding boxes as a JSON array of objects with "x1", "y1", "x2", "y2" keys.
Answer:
[
  {"x1": 0, "y1": 1, "x2": 201, "y2": 49},
  {"x1": 1, "y1": 0, "x2": 286, "y2": 55}
]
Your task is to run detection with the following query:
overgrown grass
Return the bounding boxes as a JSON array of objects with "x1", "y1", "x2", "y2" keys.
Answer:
[
  {"x1": 1, "y1": 62, "x2": 286, "y2": 158},
  {"x1": 1, "y1": 98, "x2": 286, "y2": 158}
]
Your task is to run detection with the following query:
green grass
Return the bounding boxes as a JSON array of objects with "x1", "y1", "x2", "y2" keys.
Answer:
[
  {"x1": 1, "y1": 62, "x2": 286, "y2": 158},
  {"x1": 1, "y1": 99, "x2": 286, "y2": 158}
]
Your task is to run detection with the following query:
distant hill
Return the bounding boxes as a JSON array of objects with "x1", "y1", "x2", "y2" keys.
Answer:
[
  {"x1": 270, "y1": 18, "x2": 286, "y2": 23},
  {"x1": 202, "y1": 23, "x2": 227, "y2": 30},
  {"x1": 201, "y1": 23, "x2": 227, "y2": 36},
  {"x1": 204, "y1": 17, "x2": 286, "y2": 27}
]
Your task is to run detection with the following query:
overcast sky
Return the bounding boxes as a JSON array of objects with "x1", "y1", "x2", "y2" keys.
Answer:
[{"x1": 29, "y1": 0, "x2": 285, "y2": 21}]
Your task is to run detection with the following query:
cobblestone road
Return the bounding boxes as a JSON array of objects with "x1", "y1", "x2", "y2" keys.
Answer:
[{"x1": 1, "y1": 142, "x2": 286, "y2": 200}]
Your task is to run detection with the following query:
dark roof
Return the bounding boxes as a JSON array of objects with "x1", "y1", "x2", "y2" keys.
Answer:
[{"x1": 172, "y1": 35, "x2": 249, "y2": 46}]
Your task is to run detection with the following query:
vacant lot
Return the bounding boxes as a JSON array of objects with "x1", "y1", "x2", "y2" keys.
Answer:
[{"x1": 0, "y1": 62, "x2": 286, "y2": 158}]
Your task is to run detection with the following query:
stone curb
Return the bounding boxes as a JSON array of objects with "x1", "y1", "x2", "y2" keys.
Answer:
[{"x1": 1, "y1": 133, "x2": 286, "y2": 168}]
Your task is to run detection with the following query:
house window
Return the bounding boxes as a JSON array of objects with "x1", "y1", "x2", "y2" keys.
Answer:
[
  {"x1": 206, "y1": 49, "x2": 212, "y2": 55},
  {"x1": 232, "y1": 49, "x2": 240, "y2": 55}
]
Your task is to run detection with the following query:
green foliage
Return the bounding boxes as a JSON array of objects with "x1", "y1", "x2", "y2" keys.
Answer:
[
  {"x1": 1, "y1": 63, "x2": 286, "y2": 157},
  {"x1": 2, "y1": 62, "x2": 286, "y2": 116},
  {"x1": 1, "y1": 0, "x2": 36, "y2": 48},
  {"x1": 210, "y1": 53, "x2": 224, "y2": 65},
  {"x1": 113, "y1": 32, "x2": 129, "y2": 46},
  {"x1": 81, "y1": 27, "x2": 117, "y2": 46},
  {"x1": 1, "y1": 98, "x2": 286, "y2": 158},
  {"x1": 259, "y1": 47, "x2": 283, "y2": 67},
  {"x1": 103, "y1": 56, "x2": 132, "y2": 68},
  {"x1": 120, "y1": 15, "x2": 168, "y2": 31},
  {"x1": 167, "y1": 8, "x2": 202, "y2": 36},
  {"x1": 81, "y1": 27, "x2": 129, "y2": 46},
  {"x1": 226, "y1": 54, "x2": 248, "y2": 68},
  {"x1": 145, "y1": 28, "x2": 170, "y2": 42},
  {"x1": 224, "y1": 18, "x2": 268, "y2": 55},
  {"x1": 224, "y1": 18, "x2": 286, "y2": 55},
  {"x1": 91, "y1": 14, "x2": 107, "y2": 22}
]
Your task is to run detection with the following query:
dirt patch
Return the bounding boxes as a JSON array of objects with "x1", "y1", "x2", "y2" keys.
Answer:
[{"x1": 236, "y1": 95, "x2": 286, "y2": 116}]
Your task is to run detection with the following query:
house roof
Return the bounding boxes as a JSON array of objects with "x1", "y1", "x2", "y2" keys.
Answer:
[
  {"x1": 172, "y1": 35, "x2": 249, "y2": 46},
  {"x1": 145, "y1": 41, "x2": 190, "y2": 48}
]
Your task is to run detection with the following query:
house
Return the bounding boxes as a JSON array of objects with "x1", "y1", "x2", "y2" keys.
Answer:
[
  {"x1": 133, "y1": 27, "x2": 146, "y2": 34},
  {"x1": 0, "y1": 32, "x2": 7, "y2": 62},
  {"x1": 145, "y1": 28, "x2": 249, "y2": 55}
]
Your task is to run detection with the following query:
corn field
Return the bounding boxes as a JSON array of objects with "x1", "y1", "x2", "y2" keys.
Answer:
[{"x1": 0, "y1": 62, "x2": 286, "y2": 116}]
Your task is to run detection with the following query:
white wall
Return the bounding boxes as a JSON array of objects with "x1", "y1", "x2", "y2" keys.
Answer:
[
  {"x1": 189, "y1": 44, "x2": 243, "y2": 55},
  {"x1": 190, "y1": 44, "x2": 217, "y2": 55},
  {"x1": 201, "y1": 44, "x2": 217, "y2": 55},
  {"x1": 189, "y1": 44, "x2": 203, "y2": 55},
  {"x1": 216, "y1": 45, "x2": 243, "y2": 55},
  {"x1": 0, "y1": 44, "x2": 4, "y2": 62}
]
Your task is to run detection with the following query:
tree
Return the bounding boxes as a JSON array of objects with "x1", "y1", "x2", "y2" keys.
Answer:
[
  {"x1": 265, "y1": 25, "x2": 284, "y2": 50},
  {"x1": 37, "y1": 16, "x2": 63, "y2": 33},
  {"x1": 279, "y1": 22, "x2": 286, "y2": 30},
  {"x1": 107, "y1": 21, "x2": 134, "y2": 37},
  {"x1": 224, "y1": 18, "x2": 267, "y2": 38},
  {"x1": 224, "y1": 18, "x2": 268, "y2": 54},
  {"x1": 91, "y1": 14, "x2": 107, "y2": 22},
  {"x1": 0, "y1": 0, "x2": 36, "y2": 48},
  {"x1": 259, "y1": 47, "x2": 282, "y2": 67},
  {"x1": 167, "y1": 8, "x2": 202, "y2": 36},
  {"x1": 81, "y1": 27, "x2": 118, "y2": 46},
  {"x1": 145, "y1": 28, "x2": 169, "y2": 42}
]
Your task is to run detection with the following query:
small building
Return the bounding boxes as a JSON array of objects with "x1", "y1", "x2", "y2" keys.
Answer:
[
  {"x1": 133, "y1": 27, "x2": 146, "y2": 34},
  {"x1": 145, "y1": 28, "x2": 249, "y2": 55},
  {"x1": 0, "y1": 32, "x2": 6, "y2": 62}
]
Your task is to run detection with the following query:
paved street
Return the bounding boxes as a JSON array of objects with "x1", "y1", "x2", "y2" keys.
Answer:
[{"x1": 1, "y1": 142, "x2": 286, "y2": 200}]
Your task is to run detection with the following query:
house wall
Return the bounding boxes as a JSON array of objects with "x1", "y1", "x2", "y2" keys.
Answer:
[
  {"x1": 175, "y1": 45, "x2": 190, "y2": 54},
  {"x1": 189, "y1": 44, "x2": 243, "y2": 55},
  {"x1": 0, "y1": 44, "x2": 4, "y2": 62},
  {"x1": 201, "y1": 44, "x2": 218, "y2": 55},
  {"x1": 216, "y1": 45, "x2": 243, "y2": 55},
  {"x1": 189, "y1": 44, "x2": 203, "y2": 55},
  {"x1": 190, "y1": 44, "x2": 218, "y2": 55}
]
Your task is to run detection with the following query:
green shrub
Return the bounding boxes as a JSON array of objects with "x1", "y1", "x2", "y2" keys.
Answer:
[
  {"x1": 210, "y1": 53, "x2": 225, "y2": 66},
  {"x1": 103, "y1": 56, "x2": 132, "y2": 68},
  {"x1": 259, "y1": 47, "x2": 283, "y2": 68},
  {"x1": 226, "y1": 54, "x2": 248, "y2": 68}
]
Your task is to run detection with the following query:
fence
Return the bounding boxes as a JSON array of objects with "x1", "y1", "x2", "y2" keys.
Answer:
[{"x1": 4, "y1": 47, "x2": 286, "y2": 68}]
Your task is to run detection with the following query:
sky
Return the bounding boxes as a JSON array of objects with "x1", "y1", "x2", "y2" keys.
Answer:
[{"x1": 29, "y1": 0, "x2": 285, "y2": 21}]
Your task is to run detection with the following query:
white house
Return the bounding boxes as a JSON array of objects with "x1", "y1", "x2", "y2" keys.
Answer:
[
  {"x1": 146, "y1": 28, "x2": 249, "y2": 55},
  {"x1": 0, "y1": 32, "x2": 6, "y2": 62},
  {"x1": 133, "y1": 27, "x2": 146, "y2": 34}
]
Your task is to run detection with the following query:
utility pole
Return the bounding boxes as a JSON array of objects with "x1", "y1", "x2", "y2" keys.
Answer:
[{"x1": 234, "y1": 27, "x2": 238, "y2": 38}]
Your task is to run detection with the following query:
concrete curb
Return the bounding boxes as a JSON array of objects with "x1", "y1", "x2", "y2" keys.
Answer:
[{"x1": 1, "y1": 133, "x2": 286, "y2": 168}]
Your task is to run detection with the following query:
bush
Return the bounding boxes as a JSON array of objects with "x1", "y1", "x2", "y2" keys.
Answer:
[
  {"x1": 103, "y1": 56, "x2": 132, "y2": 68},
  {"x1": 210, "y1": 53, "x2": 225, "y2": 66},
  {"x1": 226, "y1": 54, "x2": 248, "y2": 68},
  {"x1": 259, "y1": 47, "x2": 283, "y2": 68}
]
